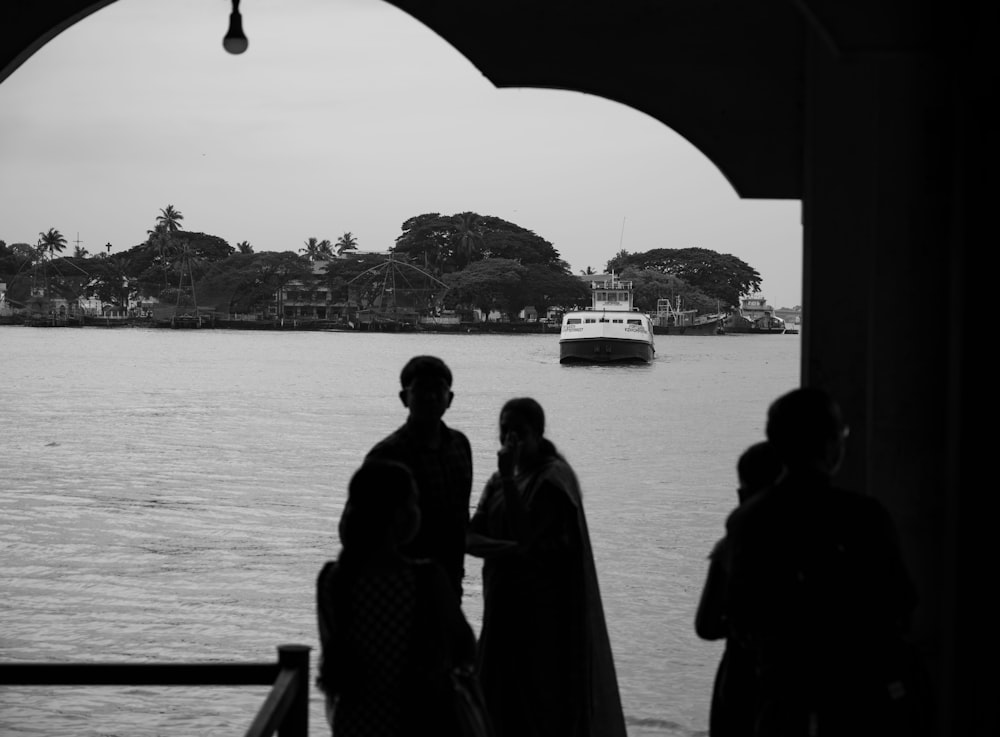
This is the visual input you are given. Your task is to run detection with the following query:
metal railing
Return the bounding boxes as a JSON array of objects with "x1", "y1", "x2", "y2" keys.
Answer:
[{"x1": 0, "y1": 643, "x2": 311, "y2": 737}]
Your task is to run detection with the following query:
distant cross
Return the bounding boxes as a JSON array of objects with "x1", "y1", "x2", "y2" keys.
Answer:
[{"x1": 74, "y1": 232, "x2": 84, "y2": 250}]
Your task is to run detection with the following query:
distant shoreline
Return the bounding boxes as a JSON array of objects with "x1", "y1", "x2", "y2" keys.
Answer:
[
  {"x1": 3, "y1": 315, "x2": 800, "y2": 336},
  {"x1": 0, "y1": 316, "x2": 561, "y2": 334}
]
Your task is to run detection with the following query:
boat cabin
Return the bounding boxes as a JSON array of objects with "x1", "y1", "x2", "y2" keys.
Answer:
[
  {"x1": 585, "y1": 276, "x2": 635, "y2": 312},
  {"x1": 740, "y1": 296, "x2": 777, "y2": 318},
  {"x1": 737, "y1": 296, "x2": 786, "y2": 331}
]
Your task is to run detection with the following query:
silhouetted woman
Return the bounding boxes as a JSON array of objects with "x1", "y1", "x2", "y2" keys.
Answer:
[
  {"x1": 317, "y1": 459, "x2": 476, "y2": 737},
  {"x1": 467, "y1": 397, "x2": 626, "y2": 737}
]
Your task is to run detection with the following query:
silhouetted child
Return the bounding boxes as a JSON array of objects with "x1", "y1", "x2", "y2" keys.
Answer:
[
  {"x1": 366, "y1": 355, "x2": 473, "y2": 600},
  {"x1": 316, "y1": 459, "x2": 477, "y2": 737},
  {"x1": 695, "y1": 441, "x2": 783, "y2": 737}
]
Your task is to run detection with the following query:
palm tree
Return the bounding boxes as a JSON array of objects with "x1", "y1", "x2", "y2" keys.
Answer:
[
  {"x1": 451, "y1": 212, "x2": 486, "y2": 268},
  {"x1": 301, "y1": 237, "x2": 334, "y2": 261},
  {"x1": 335, "y1": 231, "x2": 359, "y2": 256},
  {"x1": 150, "y1": 205, "x2": 183, "y2": 287},
  {"x1": 156, "y1": 205, "x2": 184, "y2": 233},
  {"x1": 237, "y1": 240, "x2": 254, "y2": 254},
  {"x1": 301, "y1": 237, "x2": 319, "y2": 260},
  {"x1": 38, "y1": 228, "x2": 67, "y2": 261},
  {"x1": 33, "y1": 228, "x2": 67, "y2": 300},
  {"x1": 146, "y1": 224, "x2": 175, "y2": 287}
]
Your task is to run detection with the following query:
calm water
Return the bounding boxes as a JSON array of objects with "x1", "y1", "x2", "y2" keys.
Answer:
[{"x1": 0, "y1": 326, "x2": 800, "y2": 736}]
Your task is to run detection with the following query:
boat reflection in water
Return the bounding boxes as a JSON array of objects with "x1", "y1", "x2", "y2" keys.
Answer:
[{"x1": 559, "y1": 274, "x2": 655, "y2": 364}]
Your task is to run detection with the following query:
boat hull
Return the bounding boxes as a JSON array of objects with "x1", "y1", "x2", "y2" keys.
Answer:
[
  {"x1": 652, "y1": 317, "x2": 726, "y2": 335},
  {"x1": 726, "y1": 323, "x2": 787, "y2": 334},
  {"x1": 559, "y1": 337, "x2": 654, "y2": 364}
]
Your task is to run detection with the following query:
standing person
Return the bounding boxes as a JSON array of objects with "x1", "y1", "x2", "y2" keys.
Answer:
[
  {"x1": 724, "y1": 388, "x2": 920, "y2": 737},
  {"x1": 366, "y1": 355, "x2": 473, "y2": 599},
  {"x1": 467, "y1": 397, "x2": 627, "y2": 737},
  {"x1": 695, "y1": 441, "x2": 784, "y2": 737},
  {"x1": 316, "y1": 459, "x2": 477, "y2": 737}
]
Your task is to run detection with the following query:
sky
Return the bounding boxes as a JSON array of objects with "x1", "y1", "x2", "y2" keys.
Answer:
[{"x1": 0, "y1": 0, "x2": 803, "y2": 308}]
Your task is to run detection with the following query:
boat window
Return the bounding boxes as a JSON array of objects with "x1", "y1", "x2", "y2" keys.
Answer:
[
  {"x1": 597, "y1": 292, "x2": 606, "y2": 300},
  {"x1": 585, "y1": 319, "x2": 596, "y2": 323},
  {"x1": 566, "y1": 318, "x2": 581, "y2": 324},
  {"x1": 627, "y1": 319, "x2": 642, "y2": 325},
  {"x1": 613, "y1": 319, "x2": 623, "y2": 323},
  {"x1": 599, "y1": 318, "x2": 609, "y2": 323}
]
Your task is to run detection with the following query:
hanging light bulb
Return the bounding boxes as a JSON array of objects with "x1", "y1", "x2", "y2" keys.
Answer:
[{"x1": 223, "y1": 0, "x2": 248, "y2": 54}]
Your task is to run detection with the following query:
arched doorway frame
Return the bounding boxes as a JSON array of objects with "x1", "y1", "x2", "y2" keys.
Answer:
[{"x1": 2, "y1": 4, "x2": 994, "y2": 735}]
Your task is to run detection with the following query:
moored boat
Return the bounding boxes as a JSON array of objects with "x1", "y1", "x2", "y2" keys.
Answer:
[
  {"x1": 725, "y1": 295, "x2": 788, "y2": 333},
  {"x1": 651, "y1": 296, "x2": 726, "y2": 335},
  {"x1": 559, "y1": 275, "x2": 655, "y2": 363}
]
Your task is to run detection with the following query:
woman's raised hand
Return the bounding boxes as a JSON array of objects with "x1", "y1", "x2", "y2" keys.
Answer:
[{"x1": 498, "y1": 431, "x2": 519, "y2": 478}]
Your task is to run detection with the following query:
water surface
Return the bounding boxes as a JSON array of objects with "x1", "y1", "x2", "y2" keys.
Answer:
[{"x1": 0, "y1": 326, "x2": 800, "y2": 736}]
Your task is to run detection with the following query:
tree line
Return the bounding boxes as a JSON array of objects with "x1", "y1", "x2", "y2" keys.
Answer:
[{"x1": 1, "y1": 206, "x2": 762, "y2": 320}]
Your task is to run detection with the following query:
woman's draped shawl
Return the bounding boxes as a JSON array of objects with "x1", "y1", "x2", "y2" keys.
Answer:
[{"x1": 474, "y1": 457, "x2": 627, "y2": 737}]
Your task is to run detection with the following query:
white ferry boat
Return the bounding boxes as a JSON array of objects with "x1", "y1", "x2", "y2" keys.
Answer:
[{"x1": 559, "y1": 275, "x2": 655, "y2": 363}]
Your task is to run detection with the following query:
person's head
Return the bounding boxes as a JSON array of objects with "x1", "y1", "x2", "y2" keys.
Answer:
[
  {"x1": 736, "y1": 441, "x2": 784, "y2": 503},
  {"x1": 498, "y1": 397, "x2": 555, "y2": 468},
  {"x1": 766, "y1": 387, "x2": 848, "y2": 475},
  {"x1": 398, "y1": 355, "x2": 453, "y2": 423},
  {"x1": 338, "y1": 460, "x2": 420, "y2": 559}
]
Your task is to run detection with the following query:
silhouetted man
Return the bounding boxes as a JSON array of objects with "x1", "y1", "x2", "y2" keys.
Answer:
[
  {"x1": 366, "y1": 355, "x2": 473, "y2": 600},
  {"x1": 724, "y1": 388, "x2": 918, "y2": 737}
]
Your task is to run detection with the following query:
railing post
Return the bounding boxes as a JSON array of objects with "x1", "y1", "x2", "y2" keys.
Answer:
[{"x1": 277, "y1": 644, "x2": 311, "y2": 737}]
